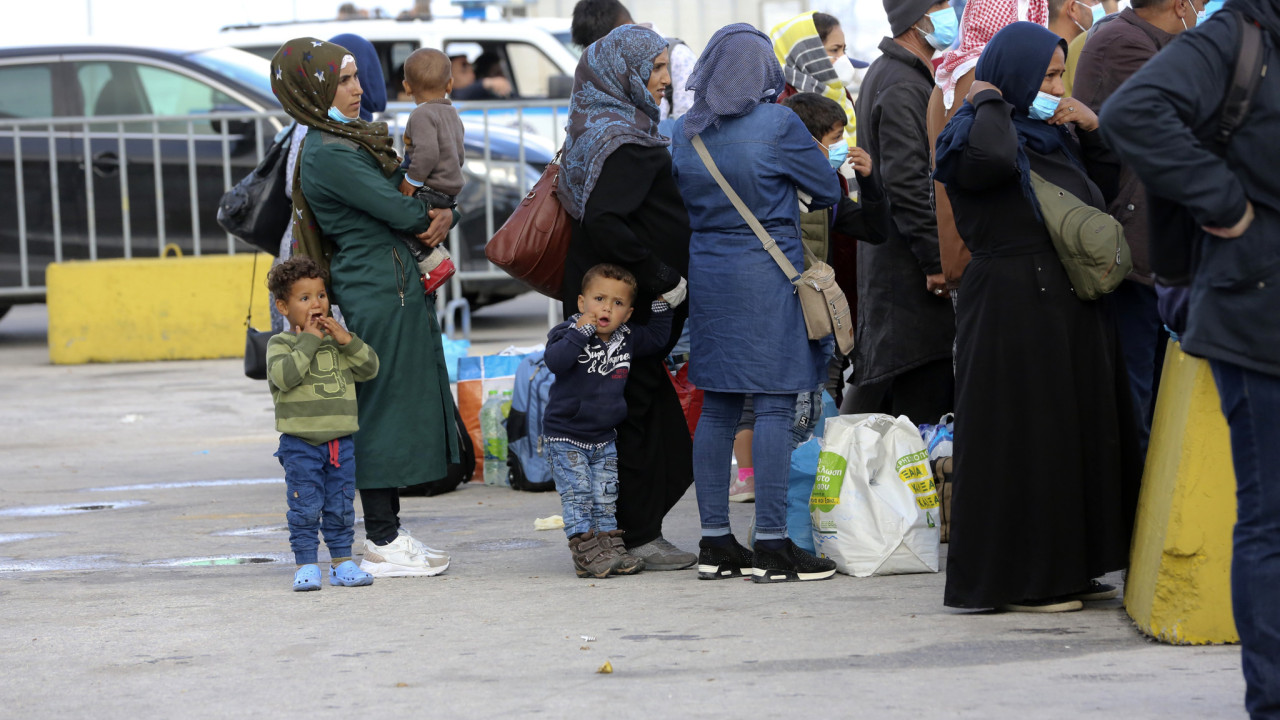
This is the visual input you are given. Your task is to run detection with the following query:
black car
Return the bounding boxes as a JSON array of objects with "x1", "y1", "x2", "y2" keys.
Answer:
[{"x1": 0, "y1": 44, "x2": 542, "y2": 319}]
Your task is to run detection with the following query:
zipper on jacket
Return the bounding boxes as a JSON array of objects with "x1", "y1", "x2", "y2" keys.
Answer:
[{"x1": 392, "y1": 247, "x2": 406, "y2": 306}]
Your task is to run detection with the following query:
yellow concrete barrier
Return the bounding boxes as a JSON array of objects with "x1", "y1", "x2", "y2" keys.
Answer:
[
  {"x1": 47, "y1": 254, "x2": 274, "y2": 364},
  {"x1": 1125, "y1": 339, "x2": 1238, "y2": 645}
]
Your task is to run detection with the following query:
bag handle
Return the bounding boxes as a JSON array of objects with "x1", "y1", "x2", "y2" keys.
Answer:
[
  {"x1": 246, "y1": 251, "x2": 261, "y2": 329},
  {"x1": 690, "y1": 134, "x2": 820, "y2": 284}
]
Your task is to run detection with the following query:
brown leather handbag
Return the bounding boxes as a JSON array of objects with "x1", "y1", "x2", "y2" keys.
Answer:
[{"x1": 485, "y1": 148, "x2": 572, "y2": 299}]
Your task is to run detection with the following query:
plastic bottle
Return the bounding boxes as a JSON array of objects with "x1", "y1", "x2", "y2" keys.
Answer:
[{"x1": 481, "y1": 390, "x2": 509, "y2": 486}]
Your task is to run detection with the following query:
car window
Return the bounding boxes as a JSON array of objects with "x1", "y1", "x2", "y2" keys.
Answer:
[
  {"x1": 376, "y1": 40, "x2": 419, "y2": 102},
  {"x1": 76, "y1": 61, "x2": 243, "y2": 133},
  {"x1": 502, "y1": 43, "x2": 563, "y2": 99},
  {"x1": 0, "y1": 63, "x2": 55, "y2": 118}
]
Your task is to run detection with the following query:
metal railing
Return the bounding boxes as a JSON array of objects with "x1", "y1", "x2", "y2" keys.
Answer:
[{"x1": 0, "y1": 100, "x2": 569, "y2": 320}]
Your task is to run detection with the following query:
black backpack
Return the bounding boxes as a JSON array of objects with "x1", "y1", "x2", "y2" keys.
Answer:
[
  {"x1": 400, "y1": 402, "x2": 476, "y2": 497},
  {"x1": 1149, "y1": 10, "x2": 1268, "y2": 286}
]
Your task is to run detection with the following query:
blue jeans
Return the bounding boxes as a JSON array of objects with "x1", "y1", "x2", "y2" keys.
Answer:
[
  {"x1": 1111, "y1": 280, "x2": 1167, "y2": 455},
  {"x1": 545, "y1": 440, "x2": 618, "y2": 538},
  {"x1": 1210, "y1": 360, "x2": 1280, "y2": 719},
  {"x1": 275, "y1": 434, "x2": 357, "y2": 565},
  {"x1": 694, "y1": 391, "x2": 795, "y2": 540}
]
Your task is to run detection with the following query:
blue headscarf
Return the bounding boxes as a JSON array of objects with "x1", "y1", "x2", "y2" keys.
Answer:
[
  {"x1": 556, "y1": 25, "x2": 670, "y2": 221},
  {"x1": 683, "y1": 23, "x2": 785, "y2": 139},
  {"x1": 934, "y1": 22, "x2": 1074, "y2": 218},
  {"x1": 329, "y1": 33, "x2": 386, "y2": 121}
]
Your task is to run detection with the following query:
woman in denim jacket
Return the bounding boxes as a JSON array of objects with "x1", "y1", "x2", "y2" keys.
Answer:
[{"x1": 670, "y1": 24, "x2": 843, "y2": 583}]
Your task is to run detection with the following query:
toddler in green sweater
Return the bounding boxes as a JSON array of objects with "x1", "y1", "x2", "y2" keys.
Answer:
[{"x1": 266, "y1": 256, "x2": 380, "y2": 591}]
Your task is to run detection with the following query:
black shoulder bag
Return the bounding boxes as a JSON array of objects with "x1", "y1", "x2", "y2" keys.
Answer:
[
  {"x1": 217, "y1": 123, "x2": 295, "y2": 256},
  {"x1": 244, "y1": 251, "x2": 279, "y2": 380}
]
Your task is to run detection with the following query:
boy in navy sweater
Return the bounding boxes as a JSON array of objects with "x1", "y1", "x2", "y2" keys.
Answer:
[{"x1": 544, "y1": 263, "x2": 675, "y2": 578}]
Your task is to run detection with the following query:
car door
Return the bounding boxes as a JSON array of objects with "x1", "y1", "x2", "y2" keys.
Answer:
[
  {"x1": 68, "y1": 56, "x2": 259, "y2": 259},
  {"x1": 0, "y1": 57, "x2": 79, "y2": 292}
]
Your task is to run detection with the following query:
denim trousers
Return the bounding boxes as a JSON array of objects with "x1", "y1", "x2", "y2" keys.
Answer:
[
  {"x1": 694, "y1": 391, "x2": 795, "y2": 540},
  {"x1": 275, "y1": 434, "x2": 356, "y2": 565},
  {"x1": 1110, "y1": 280, "x2": 1167, "y2": 455},
  {"x1": 545, "y1": 440, "x2": 618, "y2": 538},
  {"x1": 1210, "y1": 360, "x2": 1280, "y2": 719}
]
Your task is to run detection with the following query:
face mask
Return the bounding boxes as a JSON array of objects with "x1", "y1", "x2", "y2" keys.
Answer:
[
  {"x1": 1203, "y1": 0, "x2": 1224, "y2": 19},
  {"x1": 920, "y1": 7, "x2": 959, "y2": 50},
  {"x1": 1028, "y1": 91, "x2": 1061, "y2": 121},
  {"x1": 327, "y1": 106, "x2": 357, "y2": 124},
  {"x1": 831, "y1": 55, "x2": 858, "y2": 87},
  {"x1": 826, "y1": 140, "x2": 849, "y2": 169},
  {"x1": 1075, "y1": 1, "x2": 1106, "y2": 25}
]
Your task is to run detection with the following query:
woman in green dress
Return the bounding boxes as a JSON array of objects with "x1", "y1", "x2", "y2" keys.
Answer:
[{"x1": 270, "y1": 38, "x2": 457, "y2": 578}]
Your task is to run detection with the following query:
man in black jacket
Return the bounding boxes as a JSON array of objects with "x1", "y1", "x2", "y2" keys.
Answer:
[
  {"x1": 847, "y1": 0, "x2": 956, "y2": 423},
  {"x1": 1101, "y1": 3, "x2": 1279, "y2": 717},
  {"x1": 1073, "y1": 0, "x2": 1205, "y2": 454}
]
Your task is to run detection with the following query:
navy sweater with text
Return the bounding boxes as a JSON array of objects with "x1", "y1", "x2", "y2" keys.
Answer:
[{"x1": 542, "y1": 300, "x2": 672, "y2": 445}]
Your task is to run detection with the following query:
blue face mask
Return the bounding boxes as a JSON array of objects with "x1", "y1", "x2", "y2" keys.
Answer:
[
  {"x1": 827, "y1": 140, "x2": 849, "y2": 170},
  {"x1": 1076, "y1": 1, "x2": 1106, "y2": 25},
  {"x1": 1028, "y1": 91, "x2": 1061, "y2": 121},
  {"x1": 921, "y1": 7, "x2": 960, "y2": 50},
  {"x1": 1203, "y1": 0, "x2": 1224, "y2": 18},
  {"x1": 327, "y1": 106, "x2": 357, "y2": 124}
]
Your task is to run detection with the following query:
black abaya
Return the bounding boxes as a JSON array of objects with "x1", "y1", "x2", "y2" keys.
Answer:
[{"x1": 941, "y1": 93, "x2": 1142, "y2": 609}]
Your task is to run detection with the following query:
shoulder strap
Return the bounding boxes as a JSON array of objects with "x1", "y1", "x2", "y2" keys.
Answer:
[
  {"x1": 691, "y1": 134, "x2": 816, "y2": 283},
  {"x1": 1215, "y1": 10, "x2": 1267, "y2": 148}
]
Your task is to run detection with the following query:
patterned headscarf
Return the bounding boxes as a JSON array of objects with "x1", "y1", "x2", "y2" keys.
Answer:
[
  {"x1": 936, "y1": 0, "x2": 1020, "y2": 111},
  {"x1": 769, "y1": 11, "x2": 858, "y2": 145},
  {"x1": 683, "y1": 24, "x2": 785, "y2": 140},
  {"x1": 269, "y1": 37, "x2": 402, "y2": 272},
  {"x1": 556, "y1": 25, "x2": 670, "y2": 221}
]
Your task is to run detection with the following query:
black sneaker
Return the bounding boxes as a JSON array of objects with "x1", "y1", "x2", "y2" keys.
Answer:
[
  {"x1": 697, "y1": 536, "x2": 753, "y2": 580},
  {"x1": 750, "y1": 539, "x2": 837, "y2": 583}
]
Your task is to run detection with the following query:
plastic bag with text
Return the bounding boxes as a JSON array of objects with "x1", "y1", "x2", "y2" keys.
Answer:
[{"x1": 810, "y1": 414, "x2": 941, "y2": 576}]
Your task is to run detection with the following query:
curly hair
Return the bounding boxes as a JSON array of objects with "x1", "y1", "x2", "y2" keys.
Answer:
[{"x1": 267, "y1": 255, "x2": 328, "y2": 301}]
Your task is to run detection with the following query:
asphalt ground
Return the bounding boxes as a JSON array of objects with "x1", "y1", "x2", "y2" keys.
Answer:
[{"x1": 0, "y1": 300, "x2": 1247, "y2": 719}]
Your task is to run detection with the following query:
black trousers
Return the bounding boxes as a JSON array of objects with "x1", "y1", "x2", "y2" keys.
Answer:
[
  {"x1": 841, "y1": 357, "x2": 955, "y2": 426},
  {"x1": 359, "y1": 487, "x2": 401, "y2": 545},
  {"x1": 615, "y1": 353, "x2": 695, "y2": 547}
]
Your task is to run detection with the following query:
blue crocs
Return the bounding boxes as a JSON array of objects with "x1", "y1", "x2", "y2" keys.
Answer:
[
  {"x1": 293, "y1": 564, "x2": 322, "y2": 592},
  {"x1": 329, "y1": 560, "x2": 373, "y2": 587}
]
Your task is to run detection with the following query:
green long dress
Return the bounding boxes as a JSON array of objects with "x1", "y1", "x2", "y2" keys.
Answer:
[{"x1": 298, "y1": 129, "x2": 458, "y2": 489}]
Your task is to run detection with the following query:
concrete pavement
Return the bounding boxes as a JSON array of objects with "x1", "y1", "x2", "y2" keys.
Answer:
[{"x1": 0, "y1": 302, "x2": 1246, "y2": 719}]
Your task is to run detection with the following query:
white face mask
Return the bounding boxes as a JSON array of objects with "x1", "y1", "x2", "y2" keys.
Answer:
[{"x1": 831, "y1": 55, "x2": 858, "y2": 87}]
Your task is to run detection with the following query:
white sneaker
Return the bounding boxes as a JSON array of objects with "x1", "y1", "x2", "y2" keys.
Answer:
[
  {"x1": 398, "y1": 528, "x2": 450, "y2": 562},
  {"x1": 359, "y1": 535, "x2": 449, "y2": 577}
]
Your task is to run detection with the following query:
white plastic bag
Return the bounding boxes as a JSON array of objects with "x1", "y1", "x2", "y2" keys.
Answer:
[{"x1": 810, "y1": 414, "x2": 941, "y2": 576}]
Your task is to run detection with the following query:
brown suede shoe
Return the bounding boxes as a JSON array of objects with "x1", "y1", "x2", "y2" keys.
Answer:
[
  {"x1": 602, "y1": 530, "x2": 645, "y2": 575},
  {"x1": 568, "y1": 531, "x2": 618, "y2": 579}
]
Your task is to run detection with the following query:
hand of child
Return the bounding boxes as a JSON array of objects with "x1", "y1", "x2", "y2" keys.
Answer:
[
  {"x1": 575, "y1": 312, "x2": 598, "y2": 329},
  {"x1": 297, "y1": 315, "x2": 325, "y2": 340},
  {"x1": 847, "y1": 146, "x2": 873, "y2": 178},
  {"x1": 318, "y1": 316, "x2": 352, "y2": 345},
  {"x1": 399, "y1": 177, "x2": 417, "y2": 197}
]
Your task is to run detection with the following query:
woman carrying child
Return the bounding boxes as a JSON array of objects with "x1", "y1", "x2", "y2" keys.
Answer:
[
  {"x1": 557, "y1": 24, "x2": 697, "y2": 572},
  {"x1": 269, "y1": 37, "x2": 458, "y2": 579}
]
